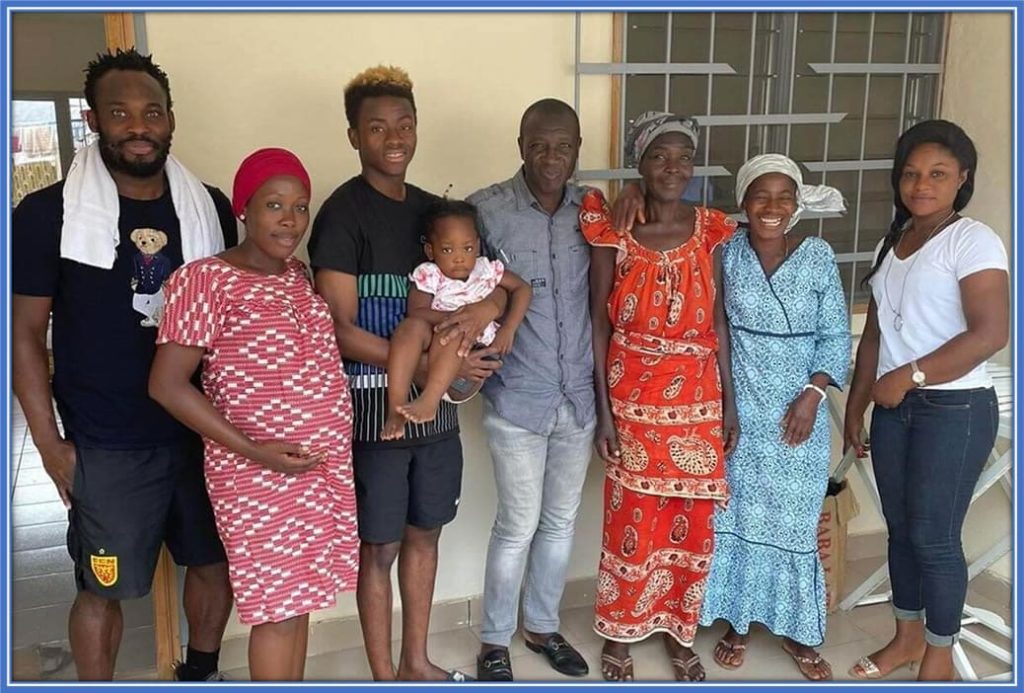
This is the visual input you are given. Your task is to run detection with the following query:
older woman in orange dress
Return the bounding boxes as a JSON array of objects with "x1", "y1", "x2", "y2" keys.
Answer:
[{"x1": 585, "y1": 111, "x2": 738, "y2": 682}]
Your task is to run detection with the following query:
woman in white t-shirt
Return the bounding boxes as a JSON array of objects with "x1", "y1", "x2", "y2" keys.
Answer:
[{"x1": 843, "y1": 120, "x2": 1009, "y2": 681}]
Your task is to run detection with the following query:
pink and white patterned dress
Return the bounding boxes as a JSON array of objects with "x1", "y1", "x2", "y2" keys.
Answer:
[
  {"x1": 157, "y1": 256, "x2": 358, "y2": 626},
  {"x1": 411, "y1": 257, "x2": 504, "y2": 345}
]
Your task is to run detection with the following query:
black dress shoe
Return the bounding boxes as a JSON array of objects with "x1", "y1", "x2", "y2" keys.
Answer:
[
  {"x1": 525, "y1": 633, "x2": 589, "y2": 677},
  {"x1": 477, "y1": 648, "x2": 514, "y2": 681}
]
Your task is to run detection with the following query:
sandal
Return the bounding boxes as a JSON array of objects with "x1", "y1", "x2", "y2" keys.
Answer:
[
  {"x1": 712, "y1": 635, "x2": 747, "y2": 670},
  {"x1": 670, "y1": 654, "x2": 705, "y2": 682},
  {"x1": 781, "y1": 643, "x2": 832, "y2": 681},
  {"x1": 600, "y1": 652, "x2": 634, "y2": 681},
  {"x1": 849, "y1": 655, "x2": 918, "y2": 680}
]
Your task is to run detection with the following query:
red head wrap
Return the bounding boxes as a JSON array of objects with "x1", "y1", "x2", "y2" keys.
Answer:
[{"x1": 231, "y1": 147, "x2": 311, "y2": 219}]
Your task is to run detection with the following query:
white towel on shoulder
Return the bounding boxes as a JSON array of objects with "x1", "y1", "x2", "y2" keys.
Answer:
[{"x1": 60, "y1": 142, "x2": 225, "y2": 269}]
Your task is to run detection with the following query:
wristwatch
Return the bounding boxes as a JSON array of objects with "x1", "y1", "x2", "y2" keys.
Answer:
[{"x1": 910, "y1": 360, "x2": 927, "y2": 387}]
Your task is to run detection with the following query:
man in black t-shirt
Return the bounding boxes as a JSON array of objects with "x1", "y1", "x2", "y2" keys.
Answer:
[
  {"x1": 12, "y1": 49, "x2": 234, "y2": 682},
  {"x1": 309, "y1": 65, "x2": 503, "y2": 682}
]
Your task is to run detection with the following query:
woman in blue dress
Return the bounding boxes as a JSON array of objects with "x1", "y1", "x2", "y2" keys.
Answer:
[{"x1": 698, "y1": 154, "x2": 850, "y2": 680}]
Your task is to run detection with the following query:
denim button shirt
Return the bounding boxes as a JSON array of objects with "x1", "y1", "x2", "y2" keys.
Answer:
[{"x1": 467, "y1": 169, "x2": 596, "y2": 434}]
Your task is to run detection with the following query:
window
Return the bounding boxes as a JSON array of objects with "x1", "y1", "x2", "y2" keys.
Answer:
[
  {"x1": 576, "y1": 11, "x2": 947, "y2": 308},
  {"x1": 12, "y1": 94, "x2": 97, "y2": 206}
]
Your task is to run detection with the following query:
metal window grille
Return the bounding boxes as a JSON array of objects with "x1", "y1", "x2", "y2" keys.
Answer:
[{"x1": 575, "y1": 11, "x2": 947, "y2": 309}]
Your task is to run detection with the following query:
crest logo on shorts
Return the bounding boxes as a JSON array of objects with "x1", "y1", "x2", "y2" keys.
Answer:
[{"x1": 91, "y1": 554, "x2": 118, "y2": 587}]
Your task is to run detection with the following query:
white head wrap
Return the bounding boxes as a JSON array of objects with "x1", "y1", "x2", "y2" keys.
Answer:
[{"x1": 734, "y1": 153, "x2": 846, "y2": 232}]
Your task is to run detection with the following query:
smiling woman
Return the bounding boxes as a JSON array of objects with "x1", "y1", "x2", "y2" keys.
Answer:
[
  {"x1": 225, "y1": 149, "x2": 312, "y2": 272},
  {"x1": 844, "y1": 120, "x2": 1009, "y2": 682},
  {"x1": 149, "y1": 148, "x2": 359, "y2": 682},
  {"x1": 583, "y1": 111, "x2": 738, "y2": 683},
  {"x1": 698, "y1": 153, "x2": 850, "y2": 681}
]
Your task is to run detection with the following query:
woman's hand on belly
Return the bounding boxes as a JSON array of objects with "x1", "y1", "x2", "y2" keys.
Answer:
[{"x1": 249, "y1": 441, "x2": 326, "y2": 475}]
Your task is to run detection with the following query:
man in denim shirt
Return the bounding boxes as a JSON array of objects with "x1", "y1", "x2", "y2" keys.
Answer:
[{"x1": 467, "y1": 99, "x2": 595, "y2": 681}]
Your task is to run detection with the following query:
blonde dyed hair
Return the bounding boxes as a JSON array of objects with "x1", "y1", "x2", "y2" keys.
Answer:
[{"x1": 344, "y1": 64, "x2": 416, "y2": 128}]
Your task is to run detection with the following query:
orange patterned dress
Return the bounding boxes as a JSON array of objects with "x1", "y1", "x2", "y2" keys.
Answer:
[{"x1": 581, "y1": 189, "x2": 736, "y2": 647}]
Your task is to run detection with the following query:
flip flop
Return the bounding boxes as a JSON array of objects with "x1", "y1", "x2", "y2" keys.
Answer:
[
  {"x1": 712, "y1": 636, "x2": 747, "y2": 670},
  {"x1": 670, "y1": 654, "x2": 705, "y2": 682},
  {"x1": 781, "y1": 643, "x2": 832, "y2": 681},
  {"x1": 600, "y1": 652, "x2": 634, "y2": 681}
]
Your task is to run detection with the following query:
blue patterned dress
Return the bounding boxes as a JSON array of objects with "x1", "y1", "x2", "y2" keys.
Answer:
[{"x1": 698, "y1": 230, "x2": 851, "y2": 646}]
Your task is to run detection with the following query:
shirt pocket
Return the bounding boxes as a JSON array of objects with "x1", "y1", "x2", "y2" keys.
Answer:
[{"x1": 503, "y1": 246, "x2": 548, "y2": 298}]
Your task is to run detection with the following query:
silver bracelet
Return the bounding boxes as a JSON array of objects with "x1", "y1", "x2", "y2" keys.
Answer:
[{"x1": 802, "y1": 383, "x2": 828, "y2": 402}]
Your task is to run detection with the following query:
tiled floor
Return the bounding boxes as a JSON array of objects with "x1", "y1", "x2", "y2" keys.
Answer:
[
  {"x1": 10, "y1": 398, "x2": 1013, "y2": 682},
  {"x1": 216, "y1": 555, "x2": 1012, "y2": 682},
  {"x1": 217, "y1": 577, "x2": 1012, "y2": 682},
  {"x1": 10, "y1": 399, "x2": 157, "y2": 680}
]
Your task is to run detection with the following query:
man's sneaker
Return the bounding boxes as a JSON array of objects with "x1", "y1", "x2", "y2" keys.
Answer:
[{"x1": 173, "y1": 661, "x2": 230, "y2": 681}]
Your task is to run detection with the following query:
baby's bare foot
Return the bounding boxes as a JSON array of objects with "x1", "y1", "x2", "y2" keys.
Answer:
[
  {"x1": 398, "y1": 397, "x2": 439, "y2": 424},
  {"x1": 381, "y1": 410, "x2": 408, "y2": 440}
]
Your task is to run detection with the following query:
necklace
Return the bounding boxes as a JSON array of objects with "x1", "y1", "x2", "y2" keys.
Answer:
[{"x1": 882, "y1": 210, "x2": 957, "y2": 331}]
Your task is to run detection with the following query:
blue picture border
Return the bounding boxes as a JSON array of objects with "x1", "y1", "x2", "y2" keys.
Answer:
[{"x1": 1, "y1": 1, "x2": 1020, "y2": 691}]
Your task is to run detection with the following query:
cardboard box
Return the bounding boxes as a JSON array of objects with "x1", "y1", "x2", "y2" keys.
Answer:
[{"x1": 818, "y1": 478, "x2": 861, "y2": 612}]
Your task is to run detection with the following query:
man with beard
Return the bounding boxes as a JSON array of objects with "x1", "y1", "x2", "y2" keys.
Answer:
[
  {"x1": 12, "y1": 49, "x2": 235, "y2": 681},
  {"x1": 466, "y1": 99, "x2": 595, "y2": 681}
]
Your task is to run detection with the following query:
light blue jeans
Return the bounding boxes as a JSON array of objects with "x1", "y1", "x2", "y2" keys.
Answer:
[{"x1": 479, "y1": 398, "x2": 596, "y2": 647}]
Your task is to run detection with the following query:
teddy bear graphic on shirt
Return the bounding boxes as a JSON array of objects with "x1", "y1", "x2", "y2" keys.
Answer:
[{"x1": 129, "y1": 227, "x2": 172, "y2": 327}]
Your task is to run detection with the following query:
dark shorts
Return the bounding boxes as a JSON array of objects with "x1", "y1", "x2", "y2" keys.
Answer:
[
  {"x1": 67, "y1": 438, "x2": 226, "y2": 600},
  {"x1": 353, "y1": 435, "x2": 464, "y2": 544}
]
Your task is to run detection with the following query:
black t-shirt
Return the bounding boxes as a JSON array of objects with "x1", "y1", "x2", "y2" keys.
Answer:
[
  {"x1": 308, "y1": 175, "x2": 459, "y2": 448},
  {"x1": 12, "y1": 179, "x2": 237, "y2": 449}
]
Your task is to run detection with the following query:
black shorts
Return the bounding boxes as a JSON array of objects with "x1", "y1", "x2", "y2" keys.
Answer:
[
  {"x1": 67, "y1": 438, "x2": 226, "y2": 600},
  {"x1": 353, "y1": 435, "x2": 464, "y2": 544}
]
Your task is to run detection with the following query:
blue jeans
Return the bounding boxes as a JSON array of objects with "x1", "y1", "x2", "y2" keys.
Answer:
[
  {"x1": 870, "y1": 387, "x2": 998, "y2": 646},
  {"x1": 479, "y1": 398, "x2": 595, "y2": 646}
]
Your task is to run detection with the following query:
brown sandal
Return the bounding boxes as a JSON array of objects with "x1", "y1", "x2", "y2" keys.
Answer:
[
  {"x1": 713, "y1": 636, "x2": 747, "y2": 670},
  {"x1": 782, "y1": 643, "x2": 832, "y2": 681},
  {"x1": 670, "y1": 654, "x2": 705, "y2": 681},
  {"x1": 600, "y1": 652, "x2": 634, "y2": 681}
]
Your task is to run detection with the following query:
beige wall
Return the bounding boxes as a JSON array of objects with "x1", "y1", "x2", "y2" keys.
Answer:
[
  {"x1": 942, "y1": 12, "x2": 1015, "y2": 379},
  {"x1": 941, "y1": 12, "x2": 1014, "y2": 254},
  {"x1": 143, "y1": 12, "x2": 613, "y2": 242},
  {"x1": 12, "y1": 13, "x2": 107, "y2": 94},
  {"x1": 142, "y1": 10, "x2": 1013, "y2": 635},
  {"x1": 941, "y1": 10, "x2": 1014, "y2": 580},
  {"x1": 143, "y1": 11, "x2": 613, "y2": 637}
]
